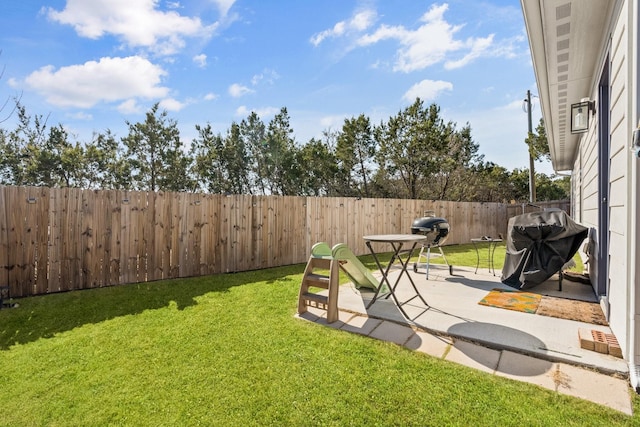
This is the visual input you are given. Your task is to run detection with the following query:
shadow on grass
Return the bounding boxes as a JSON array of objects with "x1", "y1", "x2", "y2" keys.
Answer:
[{"x1": 0, "y1": 264, "x2": 305, "y2": 351}]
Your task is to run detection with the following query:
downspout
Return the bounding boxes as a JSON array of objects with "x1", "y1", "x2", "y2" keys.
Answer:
[{"x1": 629, "y1": 0, "x2": 640, "y2": 394}]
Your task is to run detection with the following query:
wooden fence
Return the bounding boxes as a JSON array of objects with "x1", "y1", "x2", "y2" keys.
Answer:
[{"x1": 0, "y1": 186, "x2": 568, "y2": 298}]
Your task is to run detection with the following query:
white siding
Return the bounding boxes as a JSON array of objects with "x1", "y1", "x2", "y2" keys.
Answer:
[
  {"x1": 607, "y1": 2, "x2": 630, "y2": 358},
  {"x1": 573, "y1": 1, "x2": 631, "y2": 359}
]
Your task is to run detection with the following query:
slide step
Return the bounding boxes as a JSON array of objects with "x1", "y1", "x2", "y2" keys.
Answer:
[
  {"x1": 304, "y1": 273, "x2": 331, "y2": 288},
  {"x1": 301, "y1": 292, "x2": 328, "y2": 305}
]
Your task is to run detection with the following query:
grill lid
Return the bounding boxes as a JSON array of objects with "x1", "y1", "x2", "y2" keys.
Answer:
[{"x1": 411, "y1": 216, "x2": 450, "y2": 246}]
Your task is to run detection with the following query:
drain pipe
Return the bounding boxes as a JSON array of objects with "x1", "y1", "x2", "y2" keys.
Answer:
[
  {"x1": 632, "y1": 0, "x2": 640, "y2": 394},
  {"x1": 630, "y1": 364, "x2": 640, "y2": 394}
]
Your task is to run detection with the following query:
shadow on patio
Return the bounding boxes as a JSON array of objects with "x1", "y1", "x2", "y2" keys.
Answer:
[{"x1": 330, "y1": 264, "x2": 625, "y2": 375}]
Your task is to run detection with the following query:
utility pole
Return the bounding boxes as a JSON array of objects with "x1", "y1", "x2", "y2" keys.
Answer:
[{"x1": 525, "y1": 90, "x2": 536, "y2": 203}]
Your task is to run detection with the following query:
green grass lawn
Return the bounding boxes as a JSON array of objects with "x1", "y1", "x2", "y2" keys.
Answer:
[{"x1": 0, "y1": 245, "x2": 631, "y2": 426}]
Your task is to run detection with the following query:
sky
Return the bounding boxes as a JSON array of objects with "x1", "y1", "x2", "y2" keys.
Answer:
[{"x1": 0, "y1": 0, "x2": 550, "y2": 174}]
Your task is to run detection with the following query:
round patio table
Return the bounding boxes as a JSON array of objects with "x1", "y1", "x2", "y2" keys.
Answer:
[{"x1": 363, "y1": 234, "x2": 429, "y2": 320}]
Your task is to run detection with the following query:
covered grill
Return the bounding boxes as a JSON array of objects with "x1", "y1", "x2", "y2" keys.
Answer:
[
  {"x1": 501, "y1": 209, "x2": 588, "y2": 289},
  {"x1": 411, "y1": 212, "x2": 452, "y2": 278}
]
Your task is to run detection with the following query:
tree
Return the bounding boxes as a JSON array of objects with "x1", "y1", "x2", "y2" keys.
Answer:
[
  {"x1": 223, "y1": 122, "x2": 251, "y2": 194},
  {"x1": 122, "y1": 103, "x2": 192, "y2": 192},
  {"x1": 1, "y1": 103, "x2": 50, "y2": 186},
  {"x1": 240, "y1": 112, "x2": 267, "y2": 194},
  {"x1": 375, "y1": 99, "x2": 452, "y2": 199},
  {"x1": 297, "y1": 136, "x2": 339, "y2": 196},
  {"x1": 429, "y1": 124, "x2": 484, "y2": 201},
  {"x1": 526, "y1": 118, "x2": 550, "y2": 161},
  {"x1": 83, "y1": 130, "x2": 130, "y2": 189},
  {"x1": 335, "y1": 114, "x2": 375, "y2": 197},
  {"x1": 190, "y1": 123, "x2": 226, "y2": 193},
  {"x1": 263, "y1": 108, "x2": 298, "y2": 195}
]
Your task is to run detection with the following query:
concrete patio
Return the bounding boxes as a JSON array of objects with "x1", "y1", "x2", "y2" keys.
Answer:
[{"x1": 296, "y1": 263, "x2": 634, "y2": 415}]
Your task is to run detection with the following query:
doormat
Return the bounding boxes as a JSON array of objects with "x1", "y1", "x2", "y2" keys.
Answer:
[
  {"x1": 478, "y1": 288, "x2": 541, "y2": 314},
  {"x1": 479, "y1": 288, "x2": 608, "y2": 325},
  {"x1": 537, "y1": 296, "x2": 608, "y2": 325}
]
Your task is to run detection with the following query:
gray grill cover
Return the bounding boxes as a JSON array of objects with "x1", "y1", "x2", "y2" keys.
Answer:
[{"x1": 501, "y1": 210, "x2": 588, "y2": 289}]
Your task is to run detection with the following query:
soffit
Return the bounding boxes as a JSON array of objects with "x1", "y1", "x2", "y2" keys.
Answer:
[{"x1": 521, "y1": 0, "x2": 614, "y2": 172}]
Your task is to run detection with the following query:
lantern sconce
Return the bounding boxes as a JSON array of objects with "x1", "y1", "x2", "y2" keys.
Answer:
[{"x1": 570, "y1": 98, "x2": 596, "y2": 134}]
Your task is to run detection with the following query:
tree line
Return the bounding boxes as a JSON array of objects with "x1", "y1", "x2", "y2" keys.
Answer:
[{"x1": 0, "y1": 98, "x2": 568, "y2": 202}]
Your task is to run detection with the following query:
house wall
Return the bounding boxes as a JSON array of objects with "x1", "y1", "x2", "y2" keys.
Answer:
[
  {"x1": 573, "y1": 0, "x2": 634, "y2": 361},
  {"x1": 609, "y1": 1, "x2": 633, "y2": 361}
]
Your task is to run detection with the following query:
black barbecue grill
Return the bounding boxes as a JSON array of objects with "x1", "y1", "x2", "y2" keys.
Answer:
[{"x1": 411, "y1": 212, "x2": 452, "y2": 278}]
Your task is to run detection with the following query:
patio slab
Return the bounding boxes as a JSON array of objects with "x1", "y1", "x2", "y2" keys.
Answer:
[{"x1": 296, "y1": 264, "x2": 633, "y2": 415}]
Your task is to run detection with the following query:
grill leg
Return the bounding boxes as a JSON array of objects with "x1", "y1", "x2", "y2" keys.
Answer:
[{"x1": 425, "y1": 246, "x2": 432, "y2": 279}]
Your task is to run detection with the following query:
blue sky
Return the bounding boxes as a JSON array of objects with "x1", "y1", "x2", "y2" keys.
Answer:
[{"x1": 1, "y1": 0, "x2": 549, "y2": 174}]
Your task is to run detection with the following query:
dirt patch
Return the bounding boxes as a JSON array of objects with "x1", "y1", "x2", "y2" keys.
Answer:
[{"x1": 536, "y1": 296, "x2": 608, "y2": 325}]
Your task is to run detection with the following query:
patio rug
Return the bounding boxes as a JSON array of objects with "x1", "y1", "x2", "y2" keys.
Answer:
[
  {"x1": 478, "y1": 288, "x2": 541, "y2": 314},
  {"x1": 536, "y1": 296, "x2": 608, "y2": 325},
  {"x1": 479, "y1": 288, "x2": 608, "y2": 325}
]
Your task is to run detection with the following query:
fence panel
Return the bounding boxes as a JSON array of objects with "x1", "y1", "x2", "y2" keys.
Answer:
[{"x1": 0, "y1": 185, "x2": 520, "y2": 298}]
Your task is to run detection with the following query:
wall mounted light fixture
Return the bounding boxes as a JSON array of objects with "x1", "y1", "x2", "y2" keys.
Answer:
[{"x1": 570, "y1": 98, "x2": 596, "y2": 134}]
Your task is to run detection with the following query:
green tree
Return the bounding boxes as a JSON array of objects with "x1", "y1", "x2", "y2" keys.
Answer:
[
  {"x1": 375, "y1": 99, "x2": 451, "y2": 199},
  {"x1": 190, "y1": 123, "x2": 226, "y2": 193},
  {"x1": 526, "y1": 118, "x2": 550, "y2": 161},
  {"x1": 534, "y1": 174, "x2": 569, "y2": 201},
  {"x1": 297, "y1": 136, "x2": 339, "y2": 196},
  {"x1": 83, "y1": 130, "x2": 130, "y2": 189},
  {"x1": 263, "y1": 108, "x2": 298, "y2": 195},
  {"x1": 122, "y1": 103, "x2": 192, "y2": 192},
  {"x1": 223, "y1": 122, "x2": 251, "y2": 194},
  {"x1": 335, "y1": 114, "x2": 375, "y2": 197},
  {"x1": 240, "y1": 112, "x2": 267, "y2": 194},
  {"x1": 430, "y1": 124, "x2": 483, "y2": 201}
]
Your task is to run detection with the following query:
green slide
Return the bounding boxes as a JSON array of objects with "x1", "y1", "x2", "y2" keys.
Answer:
[
  {"x1": 331, "y1": 243, "x2": 388, "y2": 293},
  {"x1": 310, "y1": 242, "x2": 333, "y2": 259}
]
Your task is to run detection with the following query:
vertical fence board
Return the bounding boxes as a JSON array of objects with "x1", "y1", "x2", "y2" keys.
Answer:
[
  {"x1": 192, "y1": 193, "x2": 204, "y2": 276},
  {"x1": 5, "y1": 187, "x2": 23, "y2": 296},
  {"x1": 98, "y1": 190, "x2": 112, "y2": 287},
  {"x1": 251, "y1": 195, "x2": 263, "y2": 269},
  {"x1": 204, "y1": 194, "x2": 218, "y2": 275},
  {"x1": 47, "y1": 189, "x2": 61, "y2": 292},
  {"x1": 0, "y1": 188, "x2": 8, "y2": 293},
  {"x1": 108, "y1": 190, "x2": 122, "y2": 286},
  {"x1": 153, "y1": 191, "x2": 170, "y2": 280},
  {"x1": 23, "y1": 187, "x2": 43, "y2": 296},
  {"x1": 120, "y1": 191, "x2": 134, "y2": 285},
  {"x1": 146, "y1": 191, "x2": 158, "y2": 282},
  {"x1": 80, "y1": 189, "x2": 95, "y2": 288},
  {"x1": 58, "y1": 189, "x2": 74, "y2": 291}
]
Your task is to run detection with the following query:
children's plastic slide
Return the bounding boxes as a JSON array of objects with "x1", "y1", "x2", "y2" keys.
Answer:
[{"x1": 331, "y1": 243, "x2": 388, "y2": 293}]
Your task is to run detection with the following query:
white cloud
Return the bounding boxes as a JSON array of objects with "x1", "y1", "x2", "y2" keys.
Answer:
[
  {"x1": 319, "y1": 115, "x2": 346, "y2": 130},
  {"x1": 67, "y1": 111, "x2": 93, "y2": 120},
  {"x1": 193, "y1": 54, "x2": 207, "y2": 68},
  {"x1": 444, "y1": 34, "x2": 494, "y2": 70},
  {"x1": 235, "y1": 105, "x2": 279, "y2": 118},
  {"x1": 310, "y1": 8, "x2": 377, "y2": 46},
  {"x1": 24, "y1": 56, "x2": 169, "y2": 108},
  {"x1": 46, "y1": 0, "x2": 218, "y2": 56},
  {"x1": 251, "y1": 69, "x2": 280, "y2": 86},
  {"x1": 403, "y1": 79, "x2": 453, "y2": 102},
  {"x1": 117, "y1": 99, "x2": 142, "y2": 114},
  {"x1": 228, "y1": 83, "x2": 254, "y2": 98},
  {"x1": 354, "y1": 3, "x2": 498, "y2": 73},
  {"x1": 213, "y1": 0, "x2": 237, "y2": 17},
  {"x1": 204, "y1": 92, "x2": 219, "y2": 101},
  {"x1": 159, "y1": 97, "x2": 186, "y2": 111}
]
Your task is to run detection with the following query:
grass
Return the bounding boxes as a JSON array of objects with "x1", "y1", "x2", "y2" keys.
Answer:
[{"x1": 0, "y1": 246, "x2": 631, "y2": 426}]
